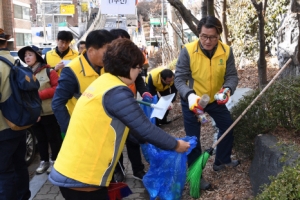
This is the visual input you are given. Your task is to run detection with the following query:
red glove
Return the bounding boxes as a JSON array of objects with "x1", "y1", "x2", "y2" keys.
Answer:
[
  {"x1": 142, "y1": 92, "x2": 153, "y2": 102},
  {"x1": 214, "y1": 88, "x2": 230, "y2": 105}
]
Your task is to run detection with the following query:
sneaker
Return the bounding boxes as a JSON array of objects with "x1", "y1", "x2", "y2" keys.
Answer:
[
  {"x1": 36, "y1": 161, "x2": 50, "y2": 174},
  {"x1": 213, "y1": 160, "x2": 240, "y2": 172},
  {"x1": 133, "y1": 170, "x2": 146, "y2": 181},
  {"x1": 200, "y1": 177, "x2": 211, "y2": 190},
  {"x1": 47, "y1": 160, "x2": 54, "y2": 174}
]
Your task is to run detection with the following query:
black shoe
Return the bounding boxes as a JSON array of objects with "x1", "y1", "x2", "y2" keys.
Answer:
[
  {"x1": 213, "y1": 160, "x2": 240, "y2": 172},
  {"x1": 158, "y1": 120, "x2": 172, "y2": 125},
  {"x1": 133, "y1": 170, "x2": 146, "y2": 181},
  {"x1": 111, "y1": 170, "x2": 125, "y2": 183}
]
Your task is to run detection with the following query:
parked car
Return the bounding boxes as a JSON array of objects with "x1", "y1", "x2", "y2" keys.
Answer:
[
  {"x1": 10, "y1": 51, "x2": 26, "y2": 66},
  {"x1": 26, "y1": 128, "x2": 37, "y2": 166}
]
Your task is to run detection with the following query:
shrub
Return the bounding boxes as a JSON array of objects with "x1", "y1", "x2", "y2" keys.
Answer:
[
  {"x1": 255, "y1": 161, "x2": 300, "y2": 200},
  {"x1": 167, "y1": 58, "x2": 178, "y2": 71},
  {"x1": 232, "y1": 76, "x2": 300, "y2": 158}
]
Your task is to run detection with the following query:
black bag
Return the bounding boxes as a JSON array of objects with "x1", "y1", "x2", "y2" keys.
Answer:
[{"x1": 0, "y1": 56, "x2": 42, "y2": 130}]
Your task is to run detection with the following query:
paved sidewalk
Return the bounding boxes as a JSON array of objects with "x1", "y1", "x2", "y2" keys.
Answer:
[{"x1": 29, "y1": 147, "x2": 150, "y2": 200}]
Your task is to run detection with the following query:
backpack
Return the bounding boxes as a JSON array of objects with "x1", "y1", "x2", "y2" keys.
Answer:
[{"x1": 0, "y1": 56, "x2": 42, "y2": 131}]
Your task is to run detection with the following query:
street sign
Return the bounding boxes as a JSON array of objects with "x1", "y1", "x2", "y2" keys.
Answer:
[
  {"x1": 100, "y1": 0, "x2": 136, "y2": 14},
  {"x1": 60, "y1": 4, "x2": 75, "y2": 14}
]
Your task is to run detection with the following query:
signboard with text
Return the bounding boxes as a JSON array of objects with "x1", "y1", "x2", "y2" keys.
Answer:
[
  {"x1": 60, "y1": 4, "x2": 75, "y2": 14},
  {"x1": 100, "y1": 0, "x2": 136, "y2": 14}
]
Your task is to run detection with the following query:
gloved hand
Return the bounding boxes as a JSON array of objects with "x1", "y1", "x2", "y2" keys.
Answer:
[
  {"x1": 214, "y1": 88, "x2": 230, "y2": 105},
  {"x1": 188, "y1": 93, "x2": 203, "y2": 115},
  {"x1": 142, "y1": 92, "x2": 153, "y2": 102},
  {"x1": 168, "y1": 102, "x2": 174, "y2": 110}
]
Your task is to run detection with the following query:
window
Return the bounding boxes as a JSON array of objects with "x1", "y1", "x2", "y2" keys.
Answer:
[
  {"x1": 16, "y1": 33, "x2": 32, "y2": 46},
  {"x1": 14, "y1": 5, "x2": 30, "y2": 20}
]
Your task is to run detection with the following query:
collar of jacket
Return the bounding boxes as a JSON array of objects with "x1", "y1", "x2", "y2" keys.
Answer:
[
  {"x1": 194, "y1": 40, "x2": 227, "y2": 59},
  {"x1": 55, "y1": 46, "x2": 70, "y2": 58},
  {"x1": 83, "y1": 51, "x2": 102, "y2": 75},
  {"x1": 78, "y1": 52, "x2": 101, "y2": 77}
]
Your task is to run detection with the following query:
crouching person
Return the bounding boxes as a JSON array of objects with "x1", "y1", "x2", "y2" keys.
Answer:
[{"x1": 49, "y1": 38, "x2": 190, "y2": 200}]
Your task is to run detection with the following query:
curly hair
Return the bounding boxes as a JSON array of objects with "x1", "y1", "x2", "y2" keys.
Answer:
[{"x1": 103, "y1": 38, "x2": 145, "y2": 79}]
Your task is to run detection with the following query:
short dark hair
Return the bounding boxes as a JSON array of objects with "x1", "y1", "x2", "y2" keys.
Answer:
[
  {"x1": 77, "y1": 40, "x2": 86, "y2": 49},
  {"x1": 160, "y1": 69, "x2": 174, "y2": 80},
  {"x1": 86, "y1": 29, "x2": 114, "y2": 50},
  {"x1": 104, "y1": 38, "x2": 145, "y2": 79},
  {"x1": 57, "y1": 31, "x2": 73, "y2": 42},
  {"x1": 197, "y1": 16, "x2": 223, "y2": 35},
  {"x1": 110, "y1": 29, "x2": 130, "y2": 40}
]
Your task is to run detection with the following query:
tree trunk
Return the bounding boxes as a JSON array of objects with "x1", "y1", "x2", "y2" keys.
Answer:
[
  {"x1": 167, "y1": 0, "x2": 199, "y2": 36},
  {"x1": 251, "y1": 0, "x2": 267, "y2": 88},
  {"x1": 221, "y1": 0, "x2": 231, "y2": 45},
  {"x1": 207, "y1": 0, "x2": 215, "y2": 16},
  {"x1": 201, "y1": 0, "x2": 208, "y2": 18}
]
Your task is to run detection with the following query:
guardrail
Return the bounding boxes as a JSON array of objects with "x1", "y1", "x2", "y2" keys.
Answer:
[{"x1": 76, "y1": 9, "x2": 107, "y2": 44}]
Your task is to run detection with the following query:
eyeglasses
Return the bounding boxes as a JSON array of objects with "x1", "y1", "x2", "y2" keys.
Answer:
[{"x1": 200, "y1": 35, "x2": 218, "y2": 41}]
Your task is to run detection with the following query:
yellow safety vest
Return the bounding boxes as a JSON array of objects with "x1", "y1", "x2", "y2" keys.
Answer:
[
  {"x1": 46, "y1": 48, "x2": 78, "y2": 76},
  {"x1": 54, "y1": 73, "x2": 129, "y2": 186},
  {"x1": 146, "y1": 67, "x2": 174, "y2": 92},
  {"x1": 65, "y1": 52, "x2": 105, "y2": 116},
  {"x1": 185, "y1": 40, "x2": 230, "y2": 103}
]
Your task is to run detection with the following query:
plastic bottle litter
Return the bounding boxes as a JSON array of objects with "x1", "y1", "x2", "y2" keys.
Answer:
[{"x1": 198, "y1": 94, "x2": 210, "y2": 123}]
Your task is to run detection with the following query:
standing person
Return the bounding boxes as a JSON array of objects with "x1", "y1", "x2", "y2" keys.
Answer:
[
  {"x1": 77, "y1": 41, "x2": 86, "y2": 54},
  {"x1": 44, "y1": 30, "x2": 78, "y2": 75},
  {"x1": 146, "y1": 68, "x2": 177, "y2": 125},
  {"x1": 141, "y1": 48, "x2": 149, "y2": 78},
  {"x1": 52, "y1": 29, "x2": 113, "y2": 139},
  {"x1": 18, "y1": 45, "x2": 62, "y2": 175},
  {"x1": 49, "y1": 38, "x2": 190, "y2": 200},
  {"x1": 0, "y1": 28, "x2": 31, "y2": 200},
  {"x1": 175, "y1": 16, "x2": 239, "y2": 189},
  {"x1": 110, "y1": 28, "x2": 153, "y2": 180}
]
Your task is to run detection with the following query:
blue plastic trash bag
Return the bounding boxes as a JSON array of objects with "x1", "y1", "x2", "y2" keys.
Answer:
[
  {"x1": 141, "y1": 136, "x2": 197, "y2": 200},
  {"x1": 140, "y1": 95, "x2": 158, "y2": 124}
]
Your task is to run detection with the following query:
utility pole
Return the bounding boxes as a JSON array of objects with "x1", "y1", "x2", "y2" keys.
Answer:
[
  {"x1": 40, "y1": 0, "x2": 47, "y2": 43},
  {"x1": 161, "y1": 0, "x2": 164, "y2": 67}
]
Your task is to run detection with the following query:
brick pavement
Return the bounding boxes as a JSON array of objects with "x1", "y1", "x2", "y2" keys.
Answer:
[{"x1": 29, "y1": 147, "x2": 150, "y2": 200}]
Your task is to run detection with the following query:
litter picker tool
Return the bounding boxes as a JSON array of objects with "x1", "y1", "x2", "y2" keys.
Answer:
[
  {"x1": 137, "y1": 93, "x2": 175, "y2": 119},
  {"x1": 186, "y1": 58, "x2": 292, "y2": 198}
]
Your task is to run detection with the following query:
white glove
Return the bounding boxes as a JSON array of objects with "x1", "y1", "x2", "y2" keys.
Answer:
[{"x1": 188, "y1": 93, "x2": 203, "y2": 114}]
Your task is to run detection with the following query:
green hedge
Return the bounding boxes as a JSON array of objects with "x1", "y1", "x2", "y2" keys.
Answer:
[{"x1": 232, "y1": 76, "x2": 300, "y2": 158}]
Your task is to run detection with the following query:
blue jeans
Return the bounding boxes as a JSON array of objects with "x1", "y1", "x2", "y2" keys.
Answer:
[
  {"x1": 181, "y1": 98, "x2": 234, "y2": 166},
  {"x1": 0, "y1": 130, "x2": 31, "y2": 200}
]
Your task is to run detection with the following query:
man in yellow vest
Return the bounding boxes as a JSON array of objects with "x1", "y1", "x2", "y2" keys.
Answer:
[
  {"x1": 52, "y1": 29, "x2": 113, "y2": 138},
  {"x1": 175, "y1": 16, "x2": 239, "y2": 189},
  {"x1": 44, "y1": 31, "x2": 78, "y2": 75},
  {"x1": 146, "y1": 68, "x2": 177, "y2": 125}
]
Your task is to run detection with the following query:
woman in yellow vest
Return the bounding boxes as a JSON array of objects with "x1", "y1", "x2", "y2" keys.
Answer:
[
  {"x1": 49, "y1": 38, "x2": 190, "y2": 200},
  {"x1": 18, "y1": 45, "x2": 62, "y2": 175}
]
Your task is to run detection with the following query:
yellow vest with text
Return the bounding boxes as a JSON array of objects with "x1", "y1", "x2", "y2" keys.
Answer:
[
  {"x1": 185, "y1": 40, "x2": 230, "y2": 103},
  {"x1": 146, "y1": 67, "x2": 174, "y2": 92},
  {"x1": 35, "y1": 68, "x2": 53, "y2": 116},
  {"x1": 54, "y1": 73, "x2": 129, "y2": 186},
  {"x1": 65, "y1": 52, "x2": 105, "y2": 116},
  {"x1": 46, "y1": 48, "x2": 78, "y2": 76}
]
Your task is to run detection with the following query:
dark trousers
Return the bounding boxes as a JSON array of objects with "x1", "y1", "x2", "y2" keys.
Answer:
[
  {"x1": 126, "y1": 139, "x2": 144, "y2": 174},
  {"x1": 32, "y1": 114, "x2": 62, "y2": 161},
  {"x1": 60, "y1": 187, "x2": 108, "y2": 200},
  {"x1": 0, "y1": 132, "x2": 31, "y2": 200},
  {"x1": 181, "y1": 99, "x2": 234, "y2": 166}
]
